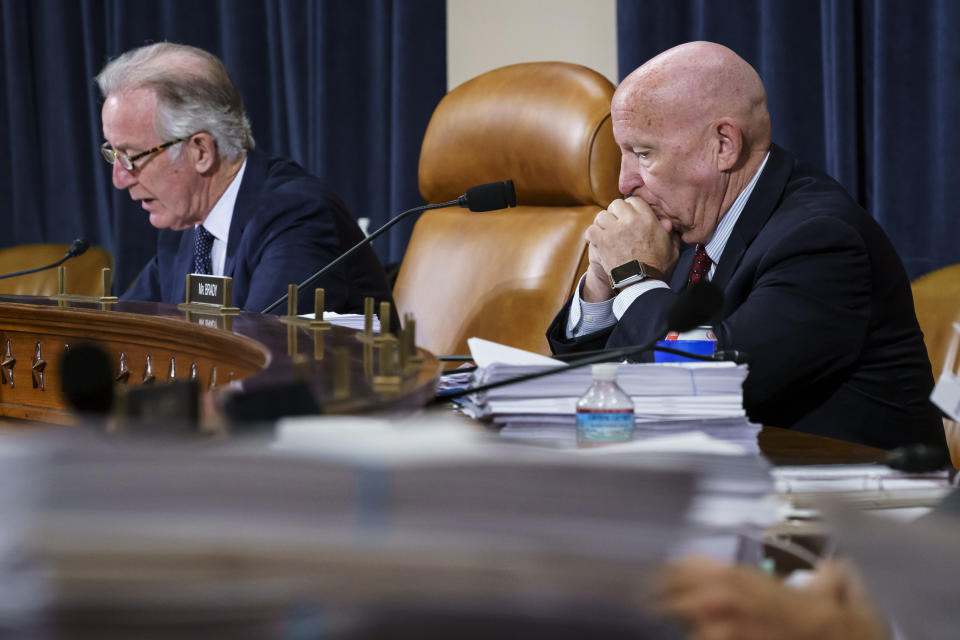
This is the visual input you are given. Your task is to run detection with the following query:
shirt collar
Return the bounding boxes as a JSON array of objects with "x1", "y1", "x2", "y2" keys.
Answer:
[
  {"x1": 197, "y1": 158, "x2": 247, "y2": 242},
  {"x1": 703, "y1": 151, "x2": 770, "y2": 264}
]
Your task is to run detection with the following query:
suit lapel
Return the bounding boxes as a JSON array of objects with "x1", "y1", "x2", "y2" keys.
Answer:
[
  {"x1": 223, "y1": 150, "x2": 266, "y2": 277},
  {"x1": 167, "y1": 229, "x2": 194, "y2": 303},
  {"x1": 711, "y1": 144, "x2": 793, "y2": 289},
  {"x1": 671, "y1": 246, "x2": 696, "y2": 289}
]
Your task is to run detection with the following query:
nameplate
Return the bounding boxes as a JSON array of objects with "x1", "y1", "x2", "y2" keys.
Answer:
[{"x1": 178, "y1": 274, "x2": 240, "y2": 314}]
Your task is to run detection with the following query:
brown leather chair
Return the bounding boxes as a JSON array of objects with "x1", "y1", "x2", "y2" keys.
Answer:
[
  {"x1": 911, "y1": 264, "x2": 960, "y2": 467},
  {"x1": 0, "y1": 243, "x2": 114, "y2": 296},
  {"x1": 393, "y1": 62, "x2": 620, "y2": 358}
]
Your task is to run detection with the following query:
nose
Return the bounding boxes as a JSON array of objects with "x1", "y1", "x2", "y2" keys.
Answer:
[
  {"x1": 112, "y1": 160, "x2": 137, "y2": 190},
  {"x1": 618, "y1": 153, "x2": 643, "y2": 196}
]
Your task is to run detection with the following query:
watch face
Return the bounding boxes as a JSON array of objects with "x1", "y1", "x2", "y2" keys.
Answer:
[{"x1": 611, "y1": 260, "x2": 644, "y2": 282}]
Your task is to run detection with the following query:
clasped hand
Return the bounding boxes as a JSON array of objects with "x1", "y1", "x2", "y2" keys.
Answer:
[{"x1": 582, "y1": 197, "x2": 681, "y2": 302}]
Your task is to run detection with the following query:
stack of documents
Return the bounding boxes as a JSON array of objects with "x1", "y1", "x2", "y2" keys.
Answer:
[
  {"x1": 298, "y1": 311, "x2": 380, "y2": 332},
  {"x1": 460, "y1": 338, "x2": 758, "y2": 451},
  {"x1": 774, "y1": 464, "x2": 954, "y2": 511}
]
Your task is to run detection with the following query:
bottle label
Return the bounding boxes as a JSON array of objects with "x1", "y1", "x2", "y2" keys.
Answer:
[{"x1": 576, "y1": 409, "x2": 634, "y2": 444}]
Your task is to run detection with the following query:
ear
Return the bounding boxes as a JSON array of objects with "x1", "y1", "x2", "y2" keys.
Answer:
[
  {"x1": 186, "y1": 133, "x2": 218, "y2": 174},
  {"x1": 714, "y1": 118, "x2": 742, "y2": 172}
]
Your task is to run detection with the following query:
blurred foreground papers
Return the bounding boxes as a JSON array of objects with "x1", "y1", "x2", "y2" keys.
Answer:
[
  {"x1": 0, "y1": 428, "x2": 698, "y2": 636},
  {"x1": 829, "y1": 494, "x2": 960, "y2": 639}
]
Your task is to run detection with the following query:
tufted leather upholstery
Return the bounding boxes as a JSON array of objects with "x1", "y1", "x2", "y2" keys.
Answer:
[
  {"x1": 394, "y1": 62, "x2": 620, "y2": 358},
  {"x1": 0, "y1": 243, "x2": 114, "y2": 296}
]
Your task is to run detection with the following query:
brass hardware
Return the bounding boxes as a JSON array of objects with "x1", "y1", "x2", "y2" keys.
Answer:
[
  {"x1": 142, "y1": 355, "x2": 155, "y2": 384},
  {"x1": 116, "y1": 352, "x2": 130, "y2": 384},
  {"x1": 31, "y1": 342, "x2": 46, "y2": 391},
  {"x1": 100, "y1": 267, "x2": 119, "y2": 302},
  {"x1": 309, "y1": 287, "x2": 331, "y2": 329},
  {"x1": 333, "y1": 347, "x2": 350, "y2": 401},
  {"x1": 2, "y1": 339, "x2": 15, "y2": 388}
]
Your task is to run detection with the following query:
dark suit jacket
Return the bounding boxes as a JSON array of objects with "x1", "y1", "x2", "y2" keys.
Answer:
[
  {"x1": 548, "y1": 145, "x2": 946, "y2": 452},
  {"x1": 122, "y1": 149, "x2": 395, "y2": 318}
]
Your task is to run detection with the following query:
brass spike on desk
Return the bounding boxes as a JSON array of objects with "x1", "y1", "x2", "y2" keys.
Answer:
[
  {"x1": 379, "y1": 301, "x2": 392, "y2": 335},
  {"x1": 363, "y1": 340, "x2": 374, "y2": 378},
  {"x1": 286, "y1": 284, "x2": 298, "y2": 317},
  {"x1": 404, "y1": 312, "x2": 423, "y2": 365},
  {"x1": 398, "y1": 322, "x2": 410, "y2": 373},
  {"x1": 57, "y1": 266, "x2": 67, "y2": 306},
  {"x1": 190, "y1": 362, "x2": 199, "y2": 381},
  {"x1": 364, "y1": 297, "x2": 374, "y2": 335},
  {"x1": 287, "y1": 323, "x2": 299, "y2": 356},
  {"x1": 208, "y1": 365, "x2": 218, "y2": 390},
  {"x1": 167, "y1": 356, "x2": 176, "y2": 382},
  {"x1": 292, "y1": 353, "x2": 310, "y2": 382},
  {"x1": 313, "y1": 327, "x2": 326, "y2": 360},
  {"x1": 373, "y1": 339, "x2": 402, "y2": 390},
  {"x1": 310, "y1": 288, "x2": 331, "y2": 329},
  {"x1": 100, "y1": 267, "x2": 118, "y2": 303},
  {"x1": 333, "y1": 347, "x2": 350, "y2": 400}
]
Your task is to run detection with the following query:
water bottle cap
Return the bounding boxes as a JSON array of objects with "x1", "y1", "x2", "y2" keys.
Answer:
[{"x1": 590, "y1": 363, "x2": 619, "y2": 380}]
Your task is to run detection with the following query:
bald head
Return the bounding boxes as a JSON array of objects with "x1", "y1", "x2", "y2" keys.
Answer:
[
  {"x1": 614, "y1": 41, "x2": 771, "y2": 157},
  {"x1": 611, "y1": 42, "x2": 772, "y2": 245}
]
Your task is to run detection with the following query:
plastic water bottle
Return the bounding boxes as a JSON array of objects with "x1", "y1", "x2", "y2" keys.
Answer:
[{"x1": 576, "y1": 363, "x2": 635, "y2": 447}]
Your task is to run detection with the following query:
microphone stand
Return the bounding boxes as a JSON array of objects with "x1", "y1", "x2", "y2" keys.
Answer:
[
  {"x1": 0, "y1": 238, "x2": 90, "y2": 280},
  {"x1": 261, "y1": 198, "x2": 459, "y2": 314}
]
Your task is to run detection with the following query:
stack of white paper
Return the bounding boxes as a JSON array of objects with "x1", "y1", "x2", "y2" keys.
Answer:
[
  {"x1": 774, "y1": 464, "x2": 953, "y2": 510},
  {"x1": 459, "y1": 338, "x2": 758, "y2": 451},
  {"x1": 298, "y1": 311, "x2": 381, "y2": 332}
]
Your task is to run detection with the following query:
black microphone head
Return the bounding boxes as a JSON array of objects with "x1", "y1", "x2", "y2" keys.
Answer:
[
  {"x1": 60, "y1": 344, "x2": 114, "y2": 414},
  {"x1": 460, "y1": 180, "x2": 517, "y2": 212},
  {"x1": 884, "y1": 443, "x2": 952, "y2": 473},
  {"x1": 667, "y1": 280, "x2": 723, "y2": 332},
  {"x1": 66, "y1": 237, "x2": 91, "y2": 258}
]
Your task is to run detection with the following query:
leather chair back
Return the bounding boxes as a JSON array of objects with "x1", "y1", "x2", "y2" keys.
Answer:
[
  {"x1": 394, "y1": 62, "x2": 620, "y2": 357},
  {"x1": 911, "y1": 264, "x2": 960, "y2": 468},
  {"x1": 0, "y1": 243, "x2": 114, "y2": 296}
]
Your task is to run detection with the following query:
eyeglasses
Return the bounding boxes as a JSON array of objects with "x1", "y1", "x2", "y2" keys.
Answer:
[{"x1": 100, "y1": 137, "x2": 185, "y2": 171}]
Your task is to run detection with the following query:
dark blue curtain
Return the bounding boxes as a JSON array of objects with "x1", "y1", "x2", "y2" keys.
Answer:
[
  {"x1": 0, "y1": 0, "x2": 446, "y2": 291},
  {"x1": 617, "y1": 0, "x2": 960, "y2": 279}
]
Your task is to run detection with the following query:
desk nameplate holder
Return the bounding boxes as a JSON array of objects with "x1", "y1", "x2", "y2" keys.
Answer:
[
  {"x1": 48, "y1": 266, "x2": 120, "y2": 310},
  {"x1": 177, "y1": 274, "x2": 240, "y2": 329}
]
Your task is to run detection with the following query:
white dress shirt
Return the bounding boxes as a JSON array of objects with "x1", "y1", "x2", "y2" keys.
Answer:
[{"x1": 194, "y1": 158, "x2": 247, "y2": 276}]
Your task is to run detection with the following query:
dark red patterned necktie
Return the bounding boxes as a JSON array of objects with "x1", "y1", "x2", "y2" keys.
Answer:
[{"x1": 687, "y1": 244, "x2": 712, "y2": 285}]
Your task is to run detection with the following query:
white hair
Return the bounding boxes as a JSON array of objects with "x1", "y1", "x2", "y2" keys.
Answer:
[{"x1": 96, "y1": 42, "x2": 254, "y2": 161}]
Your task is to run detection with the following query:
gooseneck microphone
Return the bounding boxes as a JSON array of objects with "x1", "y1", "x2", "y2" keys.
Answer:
[
  {"x1": 0, "y1": 237, "x2": 91, "y2": 281},
  {"x1": 261, "y1": 180, "x2": 517, "y2": 314},
  {"x1": 433, "y1": 280, "x2": 725, "y2": 403}
]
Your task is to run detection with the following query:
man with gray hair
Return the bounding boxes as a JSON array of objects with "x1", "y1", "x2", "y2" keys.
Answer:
[{"x1": 98, "y1": 42, "x2": 394, "y2": 315}]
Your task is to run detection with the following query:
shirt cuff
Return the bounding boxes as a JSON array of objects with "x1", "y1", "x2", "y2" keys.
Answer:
[
  {"x1": 566, "y1": 273, "x2": 617, "y2": 338},
  {"x1": 612, "y1": 279, "x2": 670, "y2": 319}
]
